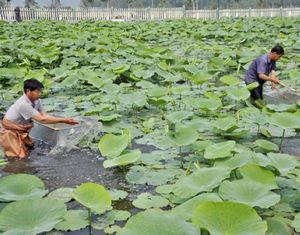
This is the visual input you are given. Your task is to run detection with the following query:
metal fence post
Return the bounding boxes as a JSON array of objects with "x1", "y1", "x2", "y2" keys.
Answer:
[
  {"x1": 280, "y1": 7, "x2": 283, "y2": 17},
  {"x1": 249, "y1": 8, "x2": 251, "y2": 17},
  {"x1": 216, "y1": 7, "x2": 219, "y2": 19},
  {"x1": 182, "y1": 5, "x2": 186, "y2": 18}
]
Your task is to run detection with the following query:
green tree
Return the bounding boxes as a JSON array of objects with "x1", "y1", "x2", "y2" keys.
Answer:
[{"x1": 25, "y1": 0, "x2": 38, "y2": 8}]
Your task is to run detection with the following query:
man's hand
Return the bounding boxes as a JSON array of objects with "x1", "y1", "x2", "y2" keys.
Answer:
[
  {"x1": 63, "y1": 118, "x2": 79, "y2": 125},
  {"x1": 271, "y1": 82, "x2": 279, "y2": 91}
]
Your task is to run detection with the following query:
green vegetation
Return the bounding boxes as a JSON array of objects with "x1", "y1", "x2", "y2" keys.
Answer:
[{"x1": 0, "y1": 17, "x2": 299, "y2": 234}]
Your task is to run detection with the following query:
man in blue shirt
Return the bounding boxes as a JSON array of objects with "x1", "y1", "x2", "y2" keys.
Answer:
[{"x1": 245, "y1": 46, "x2": 284, "y2": 105}]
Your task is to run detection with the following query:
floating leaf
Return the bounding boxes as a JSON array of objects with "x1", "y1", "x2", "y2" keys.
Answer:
[
  {"x1": 0, "y1": 198, "x2": 67, "y2": 235},
  {"x1": 239, "y1": 163, "x2": 278, "y2": 189},
  {"x1": 227, "y1": 87, "x2": 250, "y2": 101},
  {"x1": 167, "y1": 127, "x2": 199, "y2": 147},
  {"x1": 98, "y1": 133, "x2": 129, "y2": 158},
  {"x1": 172, "y1": 166, "x2": 231, "y2": 199},
  {"x1": 165, "y1": 111, "x2": 193, "y2": 124},
  {"x1": 266, "y1": 217, "x2": 294, "y2": 235},
  {"x1": 192, "y1": 201, "x2": 267, "y2": 235},
  {"x1": 254, "y1": 139, "x2": 279, "y2": 152},
  {"x1": 267, "y1": 153, "x2": 299, "y2": 175},
  {"x1": 269, "y1": 112, "x2": 300, "y2": 129},
  {"x1": 103, "y1": 150, "x2": 141, "y2": 168},
  {"x1": 220, "y1": 75, "x2": 240, "y2": 86},
  {"x1": 47, "y1": 188, "x2": 74, "y2": 203},
  {"x1": 132, "y1": 193, "x2": 169, "y2": 209},
  {"x1": 54, "y1": 210, "x2": 88, "y2": 231},
  {"x1": 0, "y1": 174, "x2": 48, "y2": 202},
  {"x1": 72, "y1": 182, "x2": 111, "y2": 214},
  {"x1": 219, "y1": 179, "x2": 280, "y2": 208},
  {"x1": 172, "y1": 193, "x2": 222, "y2": 221},
  {"x1": 204, "y1": 141, "x2": 236, "y2": 159},
  {"x1": 109, "y1": 190, "x2": 128, "y2": 201},
  {"x1": 118, "y1": 210, "x2": 199, "y2": 235}
]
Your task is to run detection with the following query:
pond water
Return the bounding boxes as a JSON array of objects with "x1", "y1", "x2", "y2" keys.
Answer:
[{"x1": 0, "y1": 141, "x2": 156, "y2": 235}]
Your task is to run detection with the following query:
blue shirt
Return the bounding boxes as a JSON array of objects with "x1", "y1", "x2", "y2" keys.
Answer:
[{"x1": 245, "y1": 53, "x2": 276, "y2": 86}]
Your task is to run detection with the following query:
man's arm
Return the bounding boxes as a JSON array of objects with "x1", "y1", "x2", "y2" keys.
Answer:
[
  {"x1": 258, "y1": 72, "x2": 280, "y2": 83},
  {"x1": 32, "y1": 112, "x2": 78, "y2": 125}
]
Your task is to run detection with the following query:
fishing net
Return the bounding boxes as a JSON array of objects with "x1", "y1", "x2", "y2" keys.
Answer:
[{"x1": 30, "y1": 116, "x2": 101, "y2": 155}]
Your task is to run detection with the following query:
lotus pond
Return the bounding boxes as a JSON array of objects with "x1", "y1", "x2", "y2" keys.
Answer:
[{"x1": 0, "y1": 17, "x2": 300, "y2": 235}]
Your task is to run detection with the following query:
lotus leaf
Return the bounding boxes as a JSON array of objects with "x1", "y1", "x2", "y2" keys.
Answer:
[
  {"x1": 220, "y1": 75, "x2": 241, "y2": 85},
  {"x1": 117, "y1": 210, "x2": 199, "y2": 235},
  {"x1": 165, "y1": 111, "x2": 193, "y2": 124},
  {"x1": 54, "y1": 210, "x2": 88, "y2": 231},
  {"x1": 72, "y1": 182, "x2": 111, "y2": 214},
  {"x1": 219, "y1": 179, "x2": 280, "y2": 208},
  {"x1": 226, "y1": 87, "x2": 250, "y2": 101},
  {"x1": 267, "y1": 153, "x2": 299, "y2": 175},
  {"x1": 269, "y1": 112, "x2": 300, "y2": 129},
  {"x1": 109, "y1": 190, "x2": 128, "y2": 201},
  {"x1": 172, "y1": 166, "x2": 231, "y2": 199},
  {"x1": 214, "y1": 152, "x2": 252, "y2": 169},
  {"x1": 98, "y1": 133, "x2": 129, "y2": 158},
  {"x1": 0, "y1": 198, "x2": 67, "y2": 235},
  {"x1": 204, "y1": 141, "x2": 236, "y2": 159},
  {"x1": 47, "y1": 188, "x2": 74, "y2": 203},
  {"x1": 167, "y1": 127, "x2": 198, "y2": 147},
  {"x1": 197, "y1": 98, "x2": 222, "y2": 111},
  {"x1": 0, "y1": 174, "x2": 48, "y2": 202},
  {"x1": 192, "y1": 201, "x2": 267, "y2": 235},
  {"x1": 266, "y1": 217, "x2": 294, "y2": 235},
  {"x1": 292, "y1": 213, "x2": 300, "y2": 232},
  {"x1": 103, "y1": 150, "x2": 141, "y2": 168},
  {"x1": 132, "y1": 193, "x2": 169, "y2": 209},
  {"x1": 172, "y1": 193, "x2": 222, "y2": 221},
  {"x1": 254, "y1": 139, "x2": 279, "y2": 152},
  {"x1": 239, "y1": 163, "x2": 278, "y2": 189}
]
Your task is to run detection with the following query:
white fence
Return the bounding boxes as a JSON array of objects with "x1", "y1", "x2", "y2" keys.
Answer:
[{"x1": 0, "y1": 7, "x2": 300, "y2": 21}]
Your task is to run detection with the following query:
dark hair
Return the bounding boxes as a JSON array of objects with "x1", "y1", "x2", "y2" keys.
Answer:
[
  {"x1": 271, "y1": 46, "x2": 284, "y2": 55},
  {"x1": 24, "y1": 79, "x2": 44, "y2": 93}
]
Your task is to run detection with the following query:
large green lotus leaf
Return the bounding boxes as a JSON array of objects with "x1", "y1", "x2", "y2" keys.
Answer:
[
  {"x1": 204, "y1": 141, "x2": 236, "y2": 159},
  {"x1": 191, "y1": 72, "x2": 211, "y2": 85},
  {"x1": 167, "y1": 127, "x2": 198, "y2": 147},
  {"x1": 220, "y1": 75, "x2": 240, "y2": 86},
  {"x1": 0, "y1": 198, "x2": 66, "y2": 235},
  {"x1": 132, "y1": 193, "x2": 169, "y2": 209},
  {"x1": 198, "y1": 98, "x2": 222, "y2": 111},
  {"x1": 292, "y1": 213, "x2": 300, "y2": 232},
  {"x1": 266, "y1": 217, "x2": 294, "y2": 235},
  {"x1": 98, "y1": 133, "x2": 128, "y2": 158},
  {"x1": 54, "y1": 210, "x2": 88, "y2": 231},
  {"x1": 47, "y1": 188, "x2": 74, "y2": 203},
  {"x1": 117, "y1": 210, "x2": 199, "y2": 235},
  {"x1": 172, "y1": 166, "x2": 231, "y2": 199},
  {"x1": 267, "y1": 153, "x2": 299, "y2": 175},
  {"x1": 147, "y1": 87, "x2": 169, "y2": 97},
  {"x1": 226, "y1": 87, "x2": 250, "y2": 101},
  {"x1": 239, "y1": 163, "x2": 278, "y2": 189},
  {"x1": 219, "y1": 179, "x2": 280, "y2": 208},
  {"x1": 254, "y1": 139, "x2": 279, "y2": 152},
  {"x1": 268, "y1": 112, "x2": 300, "y2": 129},
  {"x1": 246, "y1": 82, "x2": 259, "y2": 90},
  {"x1": 72, "y1": 182, "x2": 111, "y2": 214},
  {"x1": 103, "y1": 150, "x2": 141, "y2": 168},
  {"x1": 212, "y1": 116, "x2": 238, "y2": 132},
  {"x1": 0, "y1": 174, "x2": 48, "y2": 202},
  {"x1": 214, "y1": 152, "x2": 252, "y2": 170},
  {"x1": 126, "y1": 166, "x2": 184, "y2": 186},
  {"x1": 120, "y1": 92, "x2": 148, "y2": 107},
  {"x1": 266, "y1": 103, "x2": 297, "y2": 112},
  {"x1": 165, "y1": 111, "x2": 193, "y2": 124},
  {"x1": 172, "y1": 193, "x2": 222, "y2": 221},
  {"x1": 192, "y1": 201, "x2": 267, "y2": 235}
]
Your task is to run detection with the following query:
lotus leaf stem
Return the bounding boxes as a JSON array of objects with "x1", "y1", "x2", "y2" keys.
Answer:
[{"x1": 279, "y1": 128, "x2": 285, "y2": 151}]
